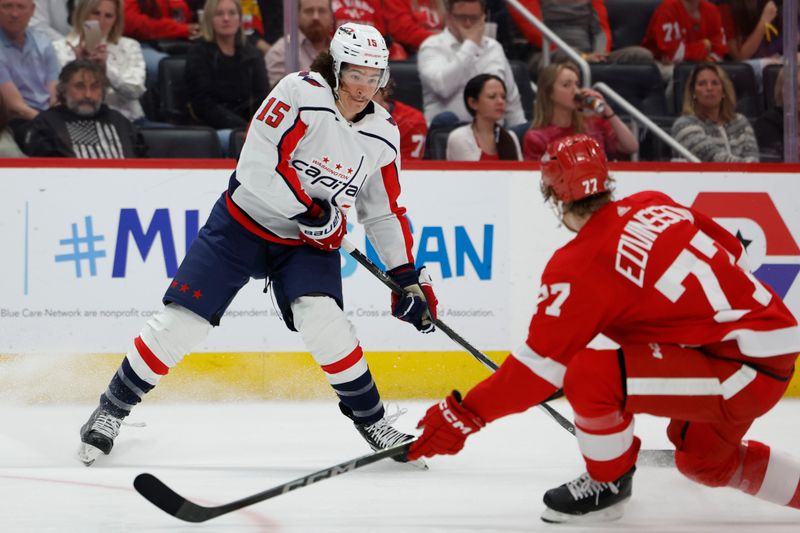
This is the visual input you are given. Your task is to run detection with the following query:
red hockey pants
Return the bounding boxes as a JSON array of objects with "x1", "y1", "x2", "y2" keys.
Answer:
[{"x1": 562, "y1": 344, "x2": 800, "y2": 508}]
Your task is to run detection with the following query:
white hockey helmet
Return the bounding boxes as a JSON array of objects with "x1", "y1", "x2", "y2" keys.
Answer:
[{"x1": 330, "y1": 22, "x2": 390, "y2": 90}]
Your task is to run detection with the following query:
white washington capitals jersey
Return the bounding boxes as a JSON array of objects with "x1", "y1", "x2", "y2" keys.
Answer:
[{"x1": 228, "y1": 70, "x2": 414, "y2": 269}]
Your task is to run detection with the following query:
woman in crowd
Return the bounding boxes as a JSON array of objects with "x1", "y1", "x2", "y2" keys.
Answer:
[
  {"x1": 522, "y1": 62, "x2": 638, "y2": 161},
  {"x1": 754, "y1": 65, "x2": 799, "y2": 159},
  {"x1": 447, "y1": 74, "x2": 521, "y2": 161},
  {"x1": 185, "y1": 0, "x2": 269, "y2": 153},
  {"x1": 717, "y1": 1, "x2": 789, "y2": 82},
  {"x1": 671, "y1": 62, "x2": 759, "y2": 162},
  {"x1": 52, "y1": 0, "x2": 147, "y2": 123}
]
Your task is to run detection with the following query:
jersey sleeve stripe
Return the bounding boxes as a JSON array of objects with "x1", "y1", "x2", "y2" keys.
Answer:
[
  {"x1": 512, "y1": 343, "x2": 567, "y2": 389},
  {"x1": 380, "y1": 161, "x2": 414, "y2": 263},
  {"x1": 275, "y1": 116, "x2": 313, "y2": 209},
  {"x1": 358, "y1": 130, "x2": 398, "y2": 155},
  {"x1": 722, "y1": 326, "x2": 800, "y2": 357}
]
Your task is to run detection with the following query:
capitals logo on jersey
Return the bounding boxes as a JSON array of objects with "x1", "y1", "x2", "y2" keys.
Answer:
[{"x1": 691, "y1": 192, "x2": 800, "y2": 299}]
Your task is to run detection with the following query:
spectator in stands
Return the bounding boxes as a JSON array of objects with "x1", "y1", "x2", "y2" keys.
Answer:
[
  {"x1": 754, "y1": 65, "x2": 798, "y2": 159},
  {"x1": 266, "y1": 0, "x2": 333, "y2": 87},
  {"x1": 0, "y1": 0, "x2": 59, "y2": 124},
  {"x1": 642, "y1": 0, "x2": 727, "y2": 111},
  {"x1": 671, "y1": 62, "x2": 758, "y2": 162},
  {"x1": 24, "y1": 59, "x2": 144, "y2": 157},
  {"x1": 31, "y1": 0, "x2": 73, "y2": 40},
  {"x1": 523, "y1": 61, "x2": 637, "y2": 160},
  {"x1": 373, "y1": 78, "x2": 428, "y2": 160},
  {"x1": 53, "y1": 0, "x2": 147, "y2": 123},
  {"x1": 0, "y1": 91, "x2": 26, "y2": 155},
  {"x1": 446, "y1": 73, "x2": 521, "y2": 160},
  {"x1": 418, "y1": 0, "x2": 526, "y2": 128},
  {"x1": 643, "y1": 0, "x2": 727, "y2": 64},
  {"x1": 510, "y1": 0, "x2": 654, "y2": 73},
  {"x1": 124, "y1": 0, "x2": 201, "y2": 88},
  {"x1": 717, "y1": 1, "x2": 793, "y2": 82},
  {"x1": 384, "y1": 0, "x2": 446, "y2": 57},
  {"x1": 185, "y1": 0, "x2": 268, "y2": 151}
]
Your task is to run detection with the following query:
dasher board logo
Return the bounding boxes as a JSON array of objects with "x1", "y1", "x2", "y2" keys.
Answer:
[{"x1": 692, "y1": 192, "x2": 800, "y2": 298}]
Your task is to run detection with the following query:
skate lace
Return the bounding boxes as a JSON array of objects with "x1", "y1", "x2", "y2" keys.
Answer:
[
  {"x1": 364, "y1": 404, "x2": 410, "y2": 448},
  {"x1": 565, "y1": 472, "x2": 619, "y2": 503},
  {"x1": 91, "y1": 411, "x2": 123, "y2": 440}
]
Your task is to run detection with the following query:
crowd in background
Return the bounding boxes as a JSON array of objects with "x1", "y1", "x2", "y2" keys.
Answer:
[{"x1": 0, "y1": 0, "x2": 798, "y2": 161}]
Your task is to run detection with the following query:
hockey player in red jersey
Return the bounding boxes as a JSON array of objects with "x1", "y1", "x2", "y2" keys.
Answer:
[
  {"x1": 78, "y1": 23, "x2": 437, "y2": 467},
  {"x1": 407, "y1": 134, "x2": 800, "y2": 522}
]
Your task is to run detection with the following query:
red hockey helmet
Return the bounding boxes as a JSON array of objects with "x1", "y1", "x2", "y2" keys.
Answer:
[{"x1": 540, "y1": 134, "x2": 610, "y2": 204}]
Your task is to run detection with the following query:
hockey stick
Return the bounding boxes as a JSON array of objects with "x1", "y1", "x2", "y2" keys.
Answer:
[
  {"x1": 342, "y1": 239, "x2": 675, "y2": 468},
  {"x1": 134, "y1": 441, "x2": 412, "y2": 523},
  {"x1": 342, "y1": 238, "x2": 575, "y2": 434}
]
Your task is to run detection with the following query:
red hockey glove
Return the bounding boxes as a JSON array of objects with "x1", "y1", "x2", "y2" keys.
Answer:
[
  {"x1": 296, "y1": 199, "x2": 346, "y2": 251},
  {"x1": 406, "y1": 391, "x2": 484, "y2": 460},
  {"x1": 387, "y1": 264, "x2": 438, "y2": 333}
]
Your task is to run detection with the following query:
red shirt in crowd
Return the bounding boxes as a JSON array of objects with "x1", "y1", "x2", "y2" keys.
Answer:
[
  {"x1": 523, "y1": 116, "x2": 620, "y2": 161},
  {"x1": 383, "y1": 0, "x2": 445, "y2": 53},
  {"x1": 642, "y1": 0, "x2": 727, "y2": 62},
  {"x1": 124, "y1": 0, "x2": 193, "y2": 41},
  {"x1": 389, "y1": 100, "x2": 428, "y2": 160}
]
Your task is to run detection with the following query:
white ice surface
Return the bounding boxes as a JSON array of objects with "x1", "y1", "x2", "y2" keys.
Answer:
[{"x1": 1, "y1": 399, "x2": 799, "y2": 532}]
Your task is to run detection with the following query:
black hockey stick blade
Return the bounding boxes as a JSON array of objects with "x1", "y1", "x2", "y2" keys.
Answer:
[{"x1": 134, "y1": 441, "x2": 412, "y2": 523}]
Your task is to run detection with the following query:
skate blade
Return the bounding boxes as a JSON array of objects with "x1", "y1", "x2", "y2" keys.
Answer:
[
  {"x1": 77, "y1": 443, "x2": 104, "y2": 467},
  {"x1": 398, "y1": 457, "x2": 428, "y2": 470},
  {"x1": 540, "y1": 497, "x2": 629, "y2": 524}
]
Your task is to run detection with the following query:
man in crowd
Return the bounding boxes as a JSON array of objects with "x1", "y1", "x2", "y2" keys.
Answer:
[
  {"x1": 0, "y1": 0, "x2": 59, "y2": 122},
  {"x1": 24, "y1": 59, "x2": 144, "y2": 157},
  {"x1": 418, "y1": 0, "x2": 526, "y2": 128},
  {"x1": 266, "y1": 0, "x2": 333, "y2": 87}
]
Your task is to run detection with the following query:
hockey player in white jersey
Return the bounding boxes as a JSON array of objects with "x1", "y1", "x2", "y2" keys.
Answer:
[{"x1": 78, "y1": 23, "x2": 437, "y2": 467}]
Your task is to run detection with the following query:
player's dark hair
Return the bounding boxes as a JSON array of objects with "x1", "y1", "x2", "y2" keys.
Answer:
[
  {"x1": 463, "y1": 74, "x2": 518, "y2": 161},
  {"x1": 310, "y1": 50, "x2": 337, "y2": 92},
  {"x1": 562, "y1": 189, "x2": 614, "y2": 218},
  {"x1": 379, "y1": 78, "x2": 396, "y2": 101},
  {"x1": 56, "y1": 59, "x2": 108, "y2": 104}
]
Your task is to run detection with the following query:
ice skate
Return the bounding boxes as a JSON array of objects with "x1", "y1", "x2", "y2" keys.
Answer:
[
  {"x1": 339, "y1": 402, "x2": 428, "y2": 470},
  {"x1": 78, "y1": 406, "x2": 122, "y2": 466},
  {"x1": 540, "y1": 466, "x2": 635, "y2": 523}
]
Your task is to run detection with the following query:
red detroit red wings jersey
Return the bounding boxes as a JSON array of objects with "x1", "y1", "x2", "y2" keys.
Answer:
[
  {"x1": 332, "y1": 0, "x2": 385, "y2": 34},
  {"x1": 230, "y1": 70, "x2": 414, "y2": 269},
  {"x1": 513, "y1": 191, "x2": 800, "y2": 391},
  {"x1": 390, "y1": 100, "x2": 427, "y2": 160},
  {"x1": 642, "y1": 0, "x2": 727, "y2": 62}
]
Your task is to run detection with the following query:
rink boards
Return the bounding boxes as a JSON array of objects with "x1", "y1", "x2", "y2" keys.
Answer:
[{"x1": 1, "y1": 160, "x2": 799, "y2": 399}]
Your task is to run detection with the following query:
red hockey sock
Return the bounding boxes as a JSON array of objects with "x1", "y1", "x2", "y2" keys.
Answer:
[
  {"x1": 729, "y1": 440, "x2": 800, "y2": 508},
  {"x1": 565, "y1": 348, "x2": 639, "y2": 481}
]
